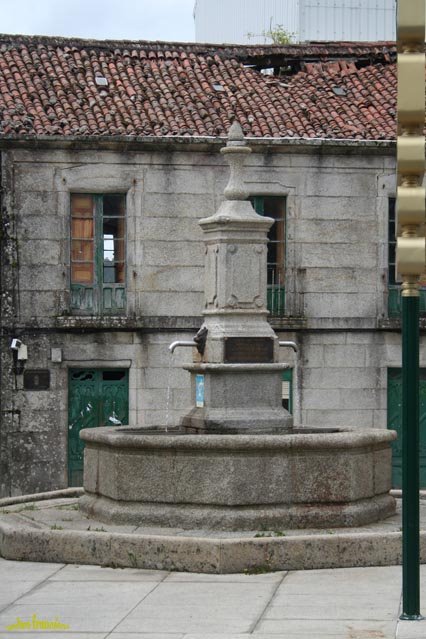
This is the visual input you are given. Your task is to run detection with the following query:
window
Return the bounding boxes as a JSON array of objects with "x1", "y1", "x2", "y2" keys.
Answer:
[
  {"x1": 251, "y1": 196, "x2": 286, "y2": 316},
  {"x1": 388, "y1": 197, "x2": 426, "y2": 316},
  {"x1": 70, "y1": 194, "x2": 126, "y2": 314}
]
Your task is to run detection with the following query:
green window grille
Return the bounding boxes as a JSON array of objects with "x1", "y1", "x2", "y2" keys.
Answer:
[
  {"x1": 71, "y1": 194, "x2": 126, "y2": 314},
  {"x1": 250, "y1": 196, "x2": 286, "y2": 316}
]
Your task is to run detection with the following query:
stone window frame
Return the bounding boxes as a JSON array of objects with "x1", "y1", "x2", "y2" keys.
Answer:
[{"x1": 54, "y1": 162, "x2": 143, "y2": 318}]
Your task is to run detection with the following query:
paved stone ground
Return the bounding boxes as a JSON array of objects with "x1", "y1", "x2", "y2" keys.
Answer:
[{"x1": 1, "y1": 558, "x2": 426, "y2": 638}]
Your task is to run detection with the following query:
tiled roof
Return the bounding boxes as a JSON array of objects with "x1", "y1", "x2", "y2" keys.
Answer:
[{"x1": 0, "y1": 34, "x2": 398, "y2": 140}]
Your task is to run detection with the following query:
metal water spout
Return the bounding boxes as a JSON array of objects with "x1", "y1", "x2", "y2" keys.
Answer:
[
  {"x1": 169, "y1": 340, "x2": 197, "y2": 354},
  {"x1": 169, "y1": 328, "x2": 208, "y2": 355},
  {"x1": 279, "y1": 341, "x2": 298, "y2": 352}
]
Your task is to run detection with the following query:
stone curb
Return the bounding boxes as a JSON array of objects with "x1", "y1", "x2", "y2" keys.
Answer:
[
  {"x1": 391, "y1": 489, "x2": 426, "y2": 499},
  {"x1": 0, "y1": 488, "x2": 421, "y2": 508},
  {"x1": 0, "y1": 488, "x2": 84, "y2": 507},
  {"x1": 0, "y1": 496, "x2": 425, "y2": 574}
]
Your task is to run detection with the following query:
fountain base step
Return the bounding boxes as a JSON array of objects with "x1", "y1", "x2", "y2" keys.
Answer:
[
  {"x1": 79, "y1": 492, "x2": 396, "y2": 531},
  {"x1": 0, "y1": 494, "x2": 417, "y2": 573}
]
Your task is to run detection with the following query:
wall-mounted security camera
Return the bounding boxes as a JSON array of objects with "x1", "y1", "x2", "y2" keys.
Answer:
[{"x1": 10, "y1": 339, "x2": 28, "y2": 376}]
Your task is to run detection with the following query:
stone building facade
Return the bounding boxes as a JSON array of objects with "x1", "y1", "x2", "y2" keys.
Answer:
[{"x1": 0, "y1": 36, "x2": 411, "y2": 495}]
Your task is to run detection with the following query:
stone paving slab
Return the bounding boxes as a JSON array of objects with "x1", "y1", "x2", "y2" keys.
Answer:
[
  {"x1": 0, "y1": 558, "x2": 63, "y2": 580},
  {"x1": 1, "y1": 496, "x2": 426, "y2": 573},
  {"x1": 0, "y1": 605, "x2": 134, "y2": 634},
  {"x1": 4, "y1": 559, "x2": 426, "y2": 638},
  {"x1": 255, "y1": 618, "x2": 398, "y2": 637},
  {"x1": 277, "y1": 565, "x2": 403, "y2": 594},
  {"x1": 397, "y1": 620, "x2": 426, "y2": 638},
  {"x1": 48, "y1": 564, "x2": 168, "y2": 581},
  {"x1": 3, "y1": 635, "x2": 108, "y2": 639}
]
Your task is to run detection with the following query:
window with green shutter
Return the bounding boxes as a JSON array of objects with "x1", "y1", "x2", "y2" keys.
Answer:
[
  {"x1": 250, "y1": 196, "x2": 286, "y2": 316},
  {"x1": 70, "y1": 194, "x2": 126, "y2": 314}
]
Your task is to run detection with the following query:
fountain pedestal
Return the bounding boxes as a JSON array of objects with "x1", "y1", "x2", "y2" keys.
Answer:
[
  {"x1": 182, "y1": 363, "x2": 291, "y2": 433},
  {"x1": 182, "y1": 124, "x2": 292, "y2": 433}
]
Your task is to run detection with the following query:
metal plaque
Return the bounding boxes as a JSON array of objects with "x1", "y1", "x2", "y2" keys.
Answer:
[
  {"x1": 224, "y1": 337, "x2": 274, "y2": 363},
  {"x1": 24, "y1": 369, "x2": 50, "y2": 391},
  {"x1": 195, "y1": 374, "x2": 205, "y2": 407}
]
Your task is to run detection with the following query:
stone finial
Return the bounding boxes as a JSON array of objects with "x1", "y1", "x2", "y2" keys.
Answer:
[
  {"x1": 227, "y1": 121, "x2": 245, "y2": 145},
  {"x1": 221, "y1": 122, "x2": 251, "y2": 200}
]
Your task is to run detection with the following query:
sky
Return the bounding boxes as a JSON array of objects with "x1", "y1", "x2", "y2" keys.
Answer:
[{"x1": 0, "y1": 0, "x2": 196, "y2": 42}]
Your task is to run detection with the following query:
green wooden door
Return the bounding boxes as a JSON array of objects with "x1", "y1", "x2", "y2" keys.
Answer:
[
  {"x1": 388, "y1": 368, "x2": 426, "y2": 488},
  {"x1": 68, "y1": 369, "x2": 129, "y2": 486}
]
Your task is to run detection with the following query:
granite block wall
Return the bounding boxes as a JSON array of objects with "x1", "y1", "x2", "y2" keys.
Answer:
[{"x1": 0, "y1": 140, "x2": 402, "y2": 495}]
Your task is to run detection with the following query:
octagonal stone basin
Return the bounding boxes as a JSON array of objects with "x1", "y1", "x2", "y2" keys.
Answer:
[{"x1": 79, "y1": 426, "x2": 396, "y2": 531}]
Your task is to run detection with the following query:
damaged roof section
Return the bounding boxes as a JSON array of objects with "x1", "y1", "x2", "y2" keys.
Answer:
[{"x1": 0, "y1": 34, "x2": 398, "y2": 140}]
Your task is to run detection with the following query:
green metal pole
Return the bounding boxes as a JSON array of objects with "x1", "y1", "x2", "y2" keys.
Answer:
[{"x1": 401, "y1": 293, "x2": 421, "y2": 619}]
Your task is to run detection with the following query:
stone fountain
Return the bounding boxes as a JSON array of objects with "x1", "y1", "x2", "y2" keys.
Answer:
[{"x1": 79, "y1": 124, "x2": 396, "y2": 531}]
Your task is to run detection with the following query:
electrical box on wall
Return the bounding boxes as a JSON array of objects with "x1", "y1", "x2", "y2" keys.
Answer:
[{"x1": 51, "y1": 348, "x2": 62, "y2": 363}]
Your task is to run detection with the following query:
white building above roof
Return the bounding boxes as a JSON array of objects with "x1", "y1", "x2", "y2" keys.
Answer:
[{"x1": 193, "y1": 0, "x2": 396, "y2": 44}]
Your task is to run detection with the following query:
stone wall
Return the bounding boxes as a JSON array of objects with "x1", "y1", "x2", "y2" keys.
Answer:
[{"x1": 0, "y1": 139, "x2": 402, "y2": 495}]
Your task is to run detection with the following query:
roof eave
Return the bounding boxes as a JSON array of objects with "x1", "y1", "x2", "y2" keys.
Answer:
[{"x1": 0, "y1": 134, "x2": 395, "y2": 154}]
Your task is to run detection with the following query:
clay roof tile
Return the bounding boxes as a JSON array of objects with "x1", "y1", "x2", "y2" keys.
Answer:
[{"x1": 0, "y1": 34, "x2": 403, "y2": 140}]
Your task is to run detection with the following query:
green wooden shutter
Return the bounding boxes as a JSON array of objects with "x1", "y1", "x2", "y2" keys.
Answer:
[
  {"x1": 251, "y1": 196, "x2": 265, "y2": 215},
  {"x1": 71, "y1": 194, "x2": 126, "y2": 315}
]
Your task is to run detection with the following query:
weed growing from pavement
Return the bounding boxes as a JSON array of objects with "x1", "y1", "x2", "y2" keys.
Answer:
[
  {"x1": 57, "y1": 503, "x2": 79, "y2": 511},
  {"x1": 14, "y1": 503, "x2": 37, "y2": 512},
  {"x1": 244, "y1": 565, "x2": 272, "y2": 574},
  {"x1": 127, "y1": 551, "x2": 138, "y2": 568}
]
